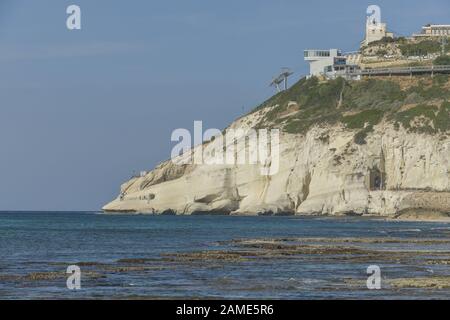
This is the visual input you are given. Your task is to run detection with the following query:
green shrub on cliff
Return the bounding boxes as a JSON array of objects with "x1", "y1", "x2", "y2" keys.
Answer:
[
  {"x1": 407, "y1": 79, "x2": 450, "y2": 100},
  {"x1": 399, "y1": 40, "x2": 443, "y2": 56},
  {"x1": 433, "y1": 74, "x2": 449, "y2": 86},
  {"x1": 434, "y1": 55, "x2": 450, "y2": 66},
  {"x1": 394, "y1": 104, "x2": 438, "y2": 133},
  {"x1": 262, "y1": 78, "x2": 401, "y2": 134},
  {"x1": 252, "y1": 75, "x2": 450, "y2": 135},
  {"x1": 341, "y1": 79, "x2": 405, "y2": 110},
  {"x1": 365, "y1": 36, "x2": 406, "y2": 48},
  {"x1": 435, "y1": 101, "x2": 450, "y2": 132},
  {"x1": 265, "y1": 77, "x2": 346, "y2": 133},
  {"x1": 342, "y1": 110, "x2": 384, "y2": 129}
]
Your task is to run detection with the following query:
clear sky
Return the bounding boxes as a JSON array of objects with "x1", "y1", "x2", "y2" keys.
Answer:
[{"x1": 1, "y1": 0, "x2": 449, "y2": 211}]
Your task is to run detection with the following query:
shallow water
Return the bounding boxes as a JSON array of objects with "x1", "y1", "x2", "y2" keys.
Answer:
[{"x1": 0, "y1": 211, "x2": 449, "y2": 299}]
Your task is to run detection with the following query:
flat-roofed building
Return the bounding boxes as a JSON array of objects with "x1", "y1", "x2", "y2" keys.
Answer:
[
  {"x1": 304, "y1": 49, "x2": 342, "y2": 77},
  {"x1": 414, "y1": 24, "x2": 450, "y2": 38},
  {"x1": 304, "y1": 49, "x2": 360, "y2": 80}
]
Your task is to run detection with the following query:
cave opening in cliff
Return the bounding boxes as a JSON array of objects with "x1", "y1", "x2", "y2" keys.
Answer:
[{"x1": 369, "y1": 167, "x2": 386, "y2": 191}]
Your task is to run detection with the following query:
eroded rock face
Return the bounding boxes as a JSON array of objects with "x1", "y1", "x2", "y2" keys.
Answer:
[{"x1": 103, "y1": 109, "x2": 450, "y2": 217}]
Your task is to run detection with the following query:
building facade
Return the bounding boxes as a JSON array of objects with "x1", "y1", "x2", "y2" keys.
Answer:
[
  {"x1": 304, "y1": 49, "x2": 342, "y2": 78},
  {"x1": 361, "y1": 17, "x2": 394, "y2": 46},
  {"x1": 304, "y1": 49, "x2": 360, "y2": 80},
  {"x1": 414, "y1": 24, "x2": 450, "y2": 38}
]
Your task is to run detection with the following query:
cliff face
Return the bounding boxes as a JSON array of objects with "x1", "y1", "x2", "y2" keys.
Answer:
[{"x1": 103, "y1": 77, "x2": 450, "y2": 217}]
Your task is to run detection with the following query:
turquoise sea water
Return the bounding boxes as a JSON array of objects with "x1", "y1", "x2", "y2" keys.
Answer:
[{"x1": 0, "y1": 211, "x2": 449, "y2": 299}]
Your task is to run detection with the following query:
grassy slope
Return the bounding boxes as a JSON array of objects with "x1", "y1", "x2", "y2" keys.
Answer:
[
  {"x1": 363, "y1": 37, "x2": 449, "y2": 57},
  {"x1": 251, "y1": 75, "x2": 450, "y2": 144}
]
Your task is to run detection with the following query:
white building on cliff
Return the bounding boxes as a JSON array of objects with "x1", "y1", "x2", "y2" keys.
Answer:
[
  {"x1": 361, "y1": 15, "x2": 393, "y2": 46},
  {"x1": 304, "y1": 49, "x2": 343, "y2": 77},
  {"x1": 304, "y1": 49, "x2": 360, "y2": 80}
]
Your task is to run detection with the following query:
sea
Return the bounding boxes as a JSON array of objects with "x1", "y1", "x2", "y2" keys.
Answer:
[{"x1": 0, "y1": 211, "x2": 449, "y2": 299}]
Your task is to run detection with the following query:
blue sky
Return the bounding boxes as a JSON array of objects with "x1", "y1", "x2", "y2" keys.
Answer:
[{"x1": 0, "y1": 0, "x2": 449, "y2": 211}]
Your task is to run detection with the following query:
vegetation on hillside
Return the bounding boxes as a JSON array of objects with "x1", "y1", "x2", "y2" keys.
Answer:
[
  {"x1": 361, "y1": 37, "x2": 450, "y2": 59},
  {"x1": 392, "y1": 101, "x2": 450, "y2": 134},
  {"x1": 367, "y1": 37, "x2": 405, "y2": 46},
  {"x1": 362, "y1": 37, "x2": 405, "y2": 57},
  {"x1": 399, "y1": 39, "x2": 445, "y2": 56},
  {"x1": 251, "y1": 75, "x2": 450, "y2": 142},
  {"x1": 434, "y1": 55, "x2": 450, "y2": 65}
]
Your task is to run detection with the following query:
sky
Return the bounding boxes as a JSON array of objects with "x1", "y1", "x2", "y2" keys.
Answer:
[{"x1": 0, "y1": 0, "x2": 449, "y2": 211}]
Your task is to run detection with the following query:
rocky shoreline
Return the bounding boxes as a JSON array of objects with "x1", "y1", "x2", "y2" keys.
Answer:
[
  {"x1": 103, "y1": 210, "x2": 450, "y2": 222},
  {"x1": 3, "y1": 235, "x2": 450, "y2": 298}
]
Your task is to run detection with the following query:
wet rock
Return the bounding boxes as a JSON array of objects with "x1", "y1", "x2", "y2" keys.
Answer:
[
  {"x1": 389, "y1": 276, "x2": 450, "y2": 289},
  {"x1": 24, "y1": 271, "x2": 105, "y2": 281},
  {"x1": 162, "y1": 250, "x2": 253, "y2": 262},
  {"x1": 117, "y1": 258, "x2": 157, "y2": 264},
  {"x1": 103, "y1": 265, "x2": 165, "y2": 273},
  {"x1": 25, "y1": 272, "x2": 66, "y2": 281},
  {"x1": 425, "y1": 259, "x2": 450, "y2": 265}
]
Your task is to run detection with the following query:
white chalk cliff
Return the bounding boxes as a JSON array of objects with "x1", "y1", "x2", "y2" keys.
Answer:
[{"x1": 103, "y1": 77, "x2": 450, "y2": 217}]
